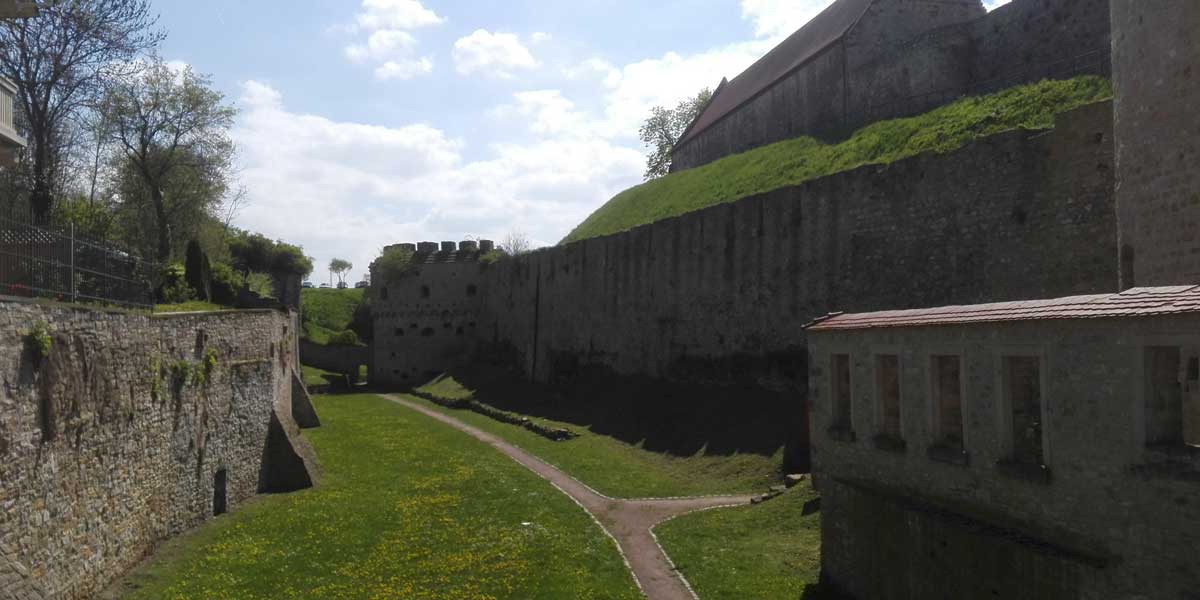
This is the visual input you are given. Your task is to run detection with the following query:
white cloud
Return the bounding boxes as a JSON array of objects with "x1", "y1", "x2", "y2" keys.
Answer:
[
  {"x1": 375, "y1": 57, "x2": 434, "y2": 80},
  {"x1": 740, "y1": 0, "x2": 834, "y2": 40},
  {"x1": 983, "y1": 0, "x2": 1011, "y2": 9},
  {"x1": 345, "y1": 29, "x2": 417, "y2": 63},
  {"x1": 453, "y1": 30, "x2": 539, "y2": 78},
  {"x1": 342, "y1": 0, "x2": 441, "y2": 81},
  {"x1": 231, "y1": 81, "x2": 642, "y2": 274},
  {"x1": 354, "y1": 0, "x2": 444, "y2": 31}
]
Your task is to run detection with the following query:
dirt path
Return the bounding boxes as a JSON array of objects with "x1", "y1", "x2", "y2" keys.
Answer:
[{"x1": 384, "y1": 394, "x2": 754, "y2": 600}]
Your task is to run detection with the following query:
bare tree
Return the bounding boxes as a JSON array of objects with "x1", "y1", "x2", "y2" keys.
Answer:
[
  {"x1": 0, "y1": 0, "x2": 164, "y2": 220},
  {"x1": 105, "y1": 59, "x2": 237, "y2": 261},
  {"x1": 501, "y1": 230, "x2": 533, "y2": 256}
]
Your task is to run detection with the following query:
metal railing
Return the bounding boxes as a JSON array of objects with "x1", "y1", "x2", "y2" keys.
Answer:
[{"x1": 0, "y1": 214, "x2": 157, "y2": 309}]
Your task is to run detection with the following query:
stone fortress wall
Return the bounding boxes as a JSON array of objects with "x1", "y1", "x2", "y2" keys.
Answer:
[
  {"x1": 370, "y1": 241, "x2": 493, "y2": 388},
  {"x1": 479, "y1": 101, "x2": 1117, "y2": 391},
  {"x1": 671, "y1": 0, "x2": 1112, "y2": 171},
  {"x1": 1111, "y1": 1, "x2": 1200, "y2": 288},
  {"x1": 0, "y1": 301, "x2": 318, "y2": 600}
]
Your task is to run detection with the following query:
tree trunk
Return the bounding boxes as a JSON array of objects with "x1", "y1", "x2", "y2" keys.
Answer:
[
  {"x1": 152, "y1": 186, "x2": 170, "y2": 262},
  {"x1": 29, "y1": 141, "x2": 52, "y2": 222}
]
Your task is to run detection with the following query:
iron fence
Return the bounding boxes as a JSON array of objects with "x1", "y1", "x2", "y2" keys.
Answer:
[{"x1": 0, "y1": 214, "x2": 157, "y2": 309}]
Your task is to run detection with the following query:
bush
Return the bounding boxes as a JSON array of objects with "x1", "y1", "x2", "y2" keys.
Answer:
[
  {"x1": 373, "y1": 246, "x2": 415, "y2": 282},
  {"x1": 158, "y1": 263, "x2": 196, "y2": 304},
  {"x1": 210, "y1": 261, "x2": 243, "y2": 306},
  {"x1": 328, "y1": 329, "x2": 361, "y2": 346}
]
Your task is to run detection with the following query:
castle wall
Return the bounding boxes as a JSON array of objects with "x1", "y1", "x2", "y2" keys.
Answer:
[
  {"x1": 969, "y1": 0, "x2": 1112, "y2": 93},
  {"x1": 1112, "y1": 1, "x2": 1200, "y2": 287},
  {"x1": 483, "y1": 102, "x2": 1118, "y2": 387},
  {"x1": 672, "y1": 0, "x2": 1111, "y2": 171},
  {"x1": 808, "y1": 314, "x2": 1200, "y2": 599},
  {"x1": 0, "y1": 302, "x2": 316, "y2": 600},
  {"x1": 371, "y1": 250, "x2": 485, "y2": 387},
  {"x1": 669, "y1": 43, "x2": 848, "y2": 172}
]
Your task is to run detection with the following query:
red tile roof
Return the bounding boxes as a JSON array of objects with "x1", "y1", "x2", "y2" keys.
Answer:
[
  {"x1": 676, "y1": 0, "x2": 873, "y2": 148},
  {"x1": 805, "y1": 286, "x2": 1200, "y2": 331}
]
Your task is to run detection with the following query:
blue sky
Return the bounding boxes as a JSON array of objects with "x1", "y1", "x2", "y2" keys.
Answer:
[{"x1": 154, "y1": 0, "x2": 1009, "y2": 283}]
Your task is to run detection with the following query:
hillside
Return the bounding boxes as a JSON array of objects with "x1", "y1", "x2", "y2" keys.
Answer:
[
  {"x1": 300, "y1": 288, "x2": 365, "y2": 345},
  {"x1": 563, "y1": 76, "x2": 1113, "y2": 244}
]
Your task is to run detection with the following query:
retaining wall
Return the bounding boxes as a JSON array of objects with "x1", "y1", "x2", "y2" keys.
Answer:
[
  {"x1": 481, "y1": 101, "x2": 1118, "y2": 389},
  {"x1": 0, "y1": 302, "x2": 317, "y2": 600}
]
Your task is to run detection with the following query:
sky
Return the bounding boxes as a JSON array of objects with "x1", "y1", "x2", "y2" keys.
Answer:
[{"x1": 155, "y1": 0, "x2": 1010, "y2": 284}]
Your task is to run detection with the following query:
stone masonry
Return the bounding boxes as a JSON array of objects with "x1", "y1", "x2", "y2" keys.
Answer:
[
  {"x1": 672, "y1": 0, "x2": 1111, "y2": 170},
  {"x1": 1112, "y1": 1, "x2": 1200, "y2": 288},
  {"x1": 806, "y1": 293, "x2": 1200, "y2": 599},
  {"x1": 0, "y1": 301, "x2": 318, "y2": 600}
]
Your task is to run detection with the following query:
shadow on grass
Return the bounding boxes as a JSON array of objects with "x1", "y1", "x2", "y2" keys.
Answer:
[{"x1": 415, "y1": 357, "x2": 811, "y2": 472}]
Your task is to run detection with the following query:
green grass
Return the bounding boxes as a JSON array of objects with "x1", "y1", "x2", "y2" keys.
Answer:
[
  {"x1": 119, "y1": 394, "x2": 640, "y2": 600},
  {"x1": 656, "y1": 487, "x2": 828, "y2": 599},
  {"x1": 300, "y1": 288, "x2": 364, "y2": 345},
  {"x1": 408, "y1": 377, "x2": 782, "y2": 498},
  {"x1": 154, "y1": 301, "x2": 227, "y2": 313},
  {"x1": 301, "y1": 364, "x2": 340, "y2": 387},
  {"x1": 564, "y1": 76, "x2": 1113, "y2": 243}
]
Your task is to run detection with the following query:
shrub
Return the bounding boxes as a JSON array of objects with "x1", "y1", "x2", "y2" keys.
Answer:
[
  {"x1": 27, "y1": 321, "x2": 52, "y2": 358},
  {"x1": 373, "y1": 246, "x2": 415, "y2": 282},
  {"x1": 210, "y1": 261, "x2": 243, "y2": 306},
  {"x1": 158, "y1": 263, "x2": 196, "y2": 304},
  {"x1": 328, "y1": 329, "x2": 361, "y2": 346}
]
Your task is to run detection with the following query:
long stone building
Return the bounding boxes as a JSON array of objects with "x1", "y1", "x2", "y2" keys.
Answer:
[{"x1": 671, "y1": 0, "x2": 1111, "y2": 171}]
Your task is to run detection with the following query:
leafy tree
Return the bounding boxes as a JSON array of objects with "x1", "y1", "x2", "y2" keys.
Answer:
[
  {"x1": 228, "y1": 230, "x2": 313, "y2": 278},
  {"x1": 104, "y1": 59, "x2": 237, "y2": 261},
  {"x1": 638, "y1": 87, "x2": 713, "y2": 180},
  {"x1": 329, "y1": 258, "x2": 353, "y2": 286},
  {"x1": 0, "y1": 0, "x2": 164, "y2": 219}
]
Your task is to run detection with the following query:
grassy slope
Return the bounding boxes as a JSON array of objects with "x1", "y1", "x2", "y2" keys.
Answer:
[
  {"x1": 564, "y1": 76, "x2": 1112, "y2": 243},
  {"x1": 410, "y1": 377, "x2": 782, "y2": 498},
  {"x1": 300, "y1": 364, "x2": 339, "y2": 387},
  {"x1": 119, "y1": 394, "x2": 639, "y2": 600},
  {"x1": 300, "y1": 288, "x2": 363, "y2": 345},
  {"x1": 656, "y1": 487, "x2": 829, "y2": 600}
]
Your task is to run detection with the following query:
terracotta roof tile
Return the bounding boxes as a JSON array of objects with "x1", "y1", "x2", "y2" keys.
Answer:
[{"x1": 805, "y1": 286, "x2": 1200, "y2": 331}]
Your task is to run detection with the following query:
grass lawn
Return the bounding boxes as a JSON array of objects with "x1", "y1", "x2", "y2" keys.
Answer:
[
  {"x1": 154, "y1": 301, "x2": 227, "y2": 313},
  {"x1": 300, "y1": 288, "x2": 364, "y2": 345},
  {"x1": 118, "y1": 394, "x2": 640, "y2": 600},
  {"x1": 301, "y1": 364, "x2": 340, "y2": 387},
  {"x1": 407, "y1": 380, "x2": 782, "y2": 498},
  {"x1": 655, "y1": 486, "x2": 830, "y2": 599},
  {"x1": 563, "y1": 76, "x2": 1112, "y2": 243}
]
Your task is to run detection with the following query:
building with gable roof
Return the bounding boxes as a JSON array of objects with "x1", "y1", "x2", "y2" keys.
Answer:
[{"x1": 671, "y1": 0, "x2": 1111, "y2": 172}]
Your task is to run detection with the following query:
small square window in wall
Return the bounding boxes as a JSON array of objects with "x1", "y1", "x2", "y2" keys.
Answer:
[
  {"x1": 998, "y1": 355, "x2": 1050, "y2": 484},
  {"x1": 420, "y1": 285, "x2": 431, "y2": 299},
  {"x1": 829, "y1": 354, "x2": 855, "y2": 441}
]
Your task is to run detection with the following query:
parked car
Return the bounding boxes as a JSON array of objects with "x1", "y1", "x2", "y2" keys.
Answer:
[
  {"x1": 319, "y1": 283, "x2": 331, "y2": 289},
  {"x1": 354, "y1": 280, "x2": 369, "y2": 289},
  {"x1": 302, "y1": 280, "x2": 314, "y2": 289},
  {"x1": 337, "y1": 281, "x2": 348, "y2": 289}
]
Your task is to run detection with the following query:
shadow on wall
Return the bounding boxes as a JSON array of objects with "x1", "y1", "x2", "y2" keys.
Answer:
[{"x1": 443, "y1": 345, "x2": 811, "y2": 472}]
